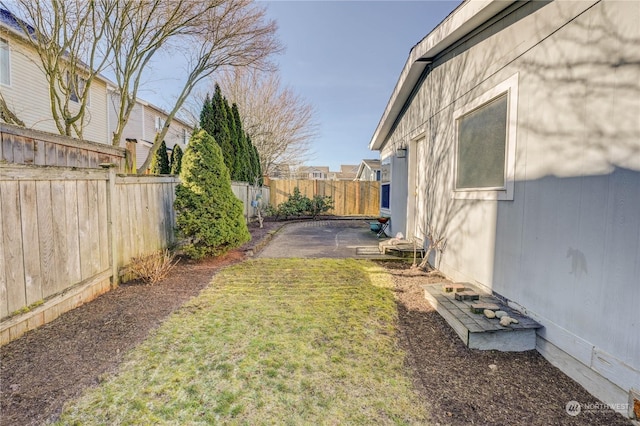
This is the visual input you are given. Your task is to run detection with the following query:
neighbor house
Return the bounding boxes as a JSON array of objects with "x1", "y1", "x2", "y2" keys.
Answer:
[
  {"x1": 0, "y1": 8, "x2": 109, "y2": 144},
  {"x1": 354, "y1": 159, "x2": 381, "y2": 181},
  {"x1": 1, "y1": 8, "x2": 193, "y2": 170},
  {"x1": 107, "y1": 92, "x2": 193, "y2": 170},
  {"x1": 369, "y1": 0, "x2": 639, "y2": 418}
]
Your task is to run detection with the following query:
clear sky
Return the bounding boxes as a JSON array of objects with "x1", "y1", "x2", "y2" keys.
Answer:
[
  {"x1": 259, "y1": 0, "x2": 460, "y2": 171},
  {"x1": 141, "y1": 1, "x2": 461, "y2": 172}
]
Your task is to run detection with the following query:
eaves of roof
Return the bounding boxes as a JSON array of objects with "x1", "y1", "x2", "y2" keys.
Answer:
[{"x1": 368, "y1": 0, "x2": 516, "y2": 151}]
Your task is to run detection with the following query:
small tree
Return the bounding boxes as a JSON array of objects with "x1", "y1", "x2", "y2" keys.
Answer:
[
  {"x1": 150, "y1": 140, "x2": 170, "y2": 174},
  {"x1": 174, "y1": 130, "x2": 250, "y2": 259},
  {"x1": 170, "y1": 144, "x2": 183, "y2": 175}
]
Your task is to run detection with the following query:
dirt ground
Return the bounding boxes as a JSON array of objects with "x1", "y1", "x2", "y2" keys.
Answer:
[{"x1": 0, "y1": 221, "x2": 632, "y2": 425}]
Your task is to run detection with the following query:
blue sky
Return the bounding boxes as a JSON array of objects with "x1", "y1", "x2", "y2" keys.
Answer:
[
  {"x1": 260, "y1": 0, "x2": 459, "y2": 171},
  {"x1": 144, "y1": 1, "x2": 460, "y2": 171}
]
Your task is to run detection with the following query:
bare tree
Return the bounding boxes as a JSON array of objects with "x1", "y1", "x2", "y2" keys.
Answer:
[
  {"x1": 126, "y1": 0, "x2": 281, "y2": 173},
  {"x1": 104, "y1": 0, "x2": 217, "y2": 149},
  {"x1": 217, "y1": 67, "x2": 317, "y2": 175},
  {"x1": 5, "y1": 0, "x2": 280, "y2": 173},
  {"x1": 3, "y1": 0, "x2": 114, "y2": 139}
]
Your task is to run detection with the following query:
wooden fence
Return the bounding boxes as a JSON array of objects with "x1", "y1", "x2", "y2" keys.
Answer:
[
  {"x1": 268, "y1": 179, "x2": 380, "y2": 216},
  {"x1": 0, "y1": 164, "x2": 267, "y2": 345},
  {"x1": 1, "y1": 122, "x2": 128, "y2": 171}
]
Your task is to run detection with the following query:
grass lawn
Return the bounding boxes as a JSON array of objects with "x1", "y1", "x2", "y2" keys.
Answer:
[{"x1": 57, "y1": 259, "x2": 429, "y2": 425}]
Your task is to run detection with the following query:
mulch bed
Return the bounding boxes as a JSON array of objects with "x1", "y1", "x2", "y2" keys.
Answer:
[{"x1": 0, "y1": 223, "x2": 632, "y2": 425}]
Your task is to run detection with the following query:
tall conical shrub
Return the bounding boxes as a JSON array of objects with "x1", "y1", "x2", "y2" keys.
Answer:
[
  {"x1": 150, "y1": 140, "x2": 170, "y2": 174},
  {"x1": 174, "y1": 130, "x2": 250, "y2": 259},
  {"x1": 170, "y1": 144, "x2": 183, "y2": 175}
]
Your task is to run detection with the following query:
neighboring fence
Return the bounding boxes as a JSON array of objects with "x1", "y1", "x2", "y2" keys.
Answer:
[
  {"x1": 268, "y1": 179, "x2": 380, "y2": 216},
  {"x1": 231, "y1": 181, "x2": 271, "y2": 221},
  {"x1": 0, "y1": 165, "x2": 177, "y2": 345},
  {"x1": 1, "y1": 122, "x2": 128, "y2": 171},
  {"x1": 0, "y1": 163, "x2": 271, "y2": 345}
]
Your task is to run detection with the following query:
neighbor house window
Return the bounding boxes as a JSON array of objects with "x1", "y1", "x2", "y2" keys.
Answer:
[
  {"x1": 453, "y1": 73, "x2": 518, "y2": 201},
  {"x1": 67, "y1": 71, "x2": 89, "y2": 105},
  {"x1": 1, "y1": 38, "x2": 10, "y2": 86}
]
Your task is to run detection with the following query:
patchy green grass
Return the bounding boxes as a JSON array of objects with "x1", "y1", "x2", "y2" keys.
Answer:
[{"x1": 58, "y1": 259, "x2": 429, "y2": 425}]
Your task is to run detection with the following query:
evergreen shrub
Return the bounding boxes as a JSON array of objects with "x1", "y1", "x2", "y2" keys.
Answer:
[{"x1": 174, "y1": 130, "x2": 250, "y2": 259}]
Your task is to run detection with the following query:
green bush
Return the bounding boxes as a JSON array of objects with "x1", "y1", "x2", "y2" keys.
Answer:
[
  {"x1": 150, "y1": 140, "x2": 171, "y2": 174},
  {"x1": 308, "y1": 194, "x2": 334, "y2": 218},
  {"x1": 174, "y1": 130, "x2": 250, "y2": 259},
  {"x1": 269, "y1": 187, "x2": 334, "y2": 219}
]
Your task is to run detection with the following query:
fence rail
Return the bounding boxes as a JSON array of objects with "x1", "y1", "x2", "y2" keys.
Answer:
[{"x1": 267, "y1": 179, "x2": 380, "y2": 216}]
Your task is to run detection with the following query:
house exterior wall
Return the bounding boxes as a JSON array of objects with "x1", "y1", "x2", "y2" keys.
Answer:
[
  {"x1": 1, "y1": 30, "x2": 109, "y2": 144},
  {"x1": 380, "y1": 0, "x2": 639, "y2": 413}
]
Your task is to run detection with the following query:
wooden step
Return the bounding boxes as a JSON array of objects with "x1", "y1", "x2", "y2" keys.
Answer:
[{"x1": 422, "y1": 282, "x2": 542, "y2": 352}]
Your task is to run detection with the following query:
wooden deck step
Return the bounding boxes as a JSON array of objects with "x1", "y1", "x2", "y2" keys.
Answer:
[{"x1": 422, "y1": 282, "x2": 542, "y2": 352}]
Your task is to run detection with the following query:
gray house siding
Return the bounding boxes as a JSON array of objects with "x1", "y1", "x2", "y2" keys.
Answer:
[{"x1": 373, "y1": 0, "x2": 639, "y2": 416}]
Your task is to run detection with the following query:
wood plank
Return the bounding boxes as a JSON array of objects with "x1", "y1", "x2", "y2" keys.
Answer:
[
  {"x1": 44, "y1": 142, "x2": 57, "y2": 166},
  {"x1": 64, "y1": 181, "x2": 82, "y2": 285},
  {"x1": 34, "y1": 140, "x2": 45, "y2": 165},
  {"x1": 76, "y1": 180, "x2": 92, "y2": 280},
  {"x1": 87, "y1": 180, "x2": 101, "y2": 276},
  {"x1": 2, "y1": 134, "x2": 14, "y2": 162},
  {"x1": 67, "y1": 146, "x2": 78, "y2": 168},
  {"x1": 11, "y1": 135, "x2": 24, "y2": 164},
  {"x1": 97, "y1": 180, "x2": 109, "y2": 272},
  {"x1": 0, "y1": 191, "x2": 8, "y2": 318},
  {"x1": 35, "y1": 180, "x2": 57, "y2": 297},
  {"x1": 51, "y1": 180, "x2": 69, "y2": 290},
  {"x1": 57, "y1": 145, "x2": 67, "y2": 167},
  {"x1": 132, "y1": 182, "x2": 143, "y2": 257},
  {"x1": 1, "y1": 181, "x2": 27, "y2": 313},
  {"x1": 19, "y1": 181, "x2": 43, "y2": 304},
  {"x1": 140, "y1": 183, "x2": 151, "y2": 253},
  {"x1": 22, "y1": 137, "x2": 35, "y2": 165},
  {"x1": 114, "y1": 182, "x2": 129, "y2": 268}
]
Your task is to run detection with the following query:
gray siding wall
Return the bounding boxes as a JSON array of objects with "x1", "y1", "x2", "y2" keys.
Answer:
[{"x1": 383, "y1": 0, "x2": 639, "y2": 408}]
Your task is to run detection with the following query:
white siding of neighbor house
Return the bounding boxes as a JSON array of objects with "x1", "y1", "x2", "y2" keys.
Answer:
[
  {"x1": 381, "y1": 0, "x2": 639, "y2": 413},
  {"x1": 1, "y1": 32, "x2": 109, "y2": 144}
]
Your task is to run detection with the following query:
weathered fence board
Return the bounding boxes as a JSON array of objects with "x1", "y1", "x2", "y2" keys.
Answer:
[{"x1": 268, "y1": 179, "x2": 380, "y2": 216}]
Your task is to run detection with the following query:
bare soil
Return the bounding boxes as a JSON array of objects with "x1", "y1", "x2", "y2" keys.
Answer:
[{"x1": 0, "y1": 222, "x2": 632, "y2": 425}]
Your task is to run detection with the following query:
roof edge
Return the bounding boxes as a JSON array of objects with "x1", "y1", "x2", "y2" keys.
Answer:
[{"x1": 368, "y1": 0, "x2": 516, "y2": 151}]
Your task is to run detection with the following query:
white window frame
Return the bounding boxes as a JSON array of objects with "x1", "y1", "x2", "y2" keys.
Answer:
[
  {"x1": 452, "y1": 73, "x2": 518, "y2": 201},
  {"x1": 67, "y1": 71, "x2": 90, "y2": 106},
  {"x1": 380, "y1": 157, "x2": 391, "y2": 211},
  {"x1": 1, "y1": 37, "x2": 11, "y2": 86},
  {"x1": 155, "y1": 116, "x2": 164, "y2": 131}
]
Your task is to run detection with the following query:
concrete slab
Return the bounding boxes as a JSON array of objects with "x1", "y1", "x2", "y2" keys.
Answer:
[{"x1": 257, "y1": 219, "x2": 400, "y2": 259}]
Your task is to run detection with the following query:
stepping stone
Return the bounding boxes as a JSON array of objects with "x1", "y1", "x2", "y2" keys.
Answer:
[
  {"x1": 443, "y1": 284, "x2": 466, "y2": 293},
  {"x1": 470, "y1": 303, "x2": 501, "y2": 314},
  {"x1": 455, "y1": 291, "x2": 480, "y2": 301}
]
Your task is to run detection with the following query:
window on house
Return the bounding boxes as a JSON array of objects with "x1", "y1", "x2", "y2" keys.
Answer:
[
  {"x1": 456, "y1": 94, "x2": 507, "y2": 190},
  {"x1": 1, "y1": 38, "x2": 10, "y2": 86},
  {"x1": 381, "y1": 184, "x2": 390, "y2": 209},
  {"x1": 312, "y1": 171, "x2": 323, "y2": 179},
  {"x1": 453, "y1": 74, "x2": 518, "y2": 201},
  {"x1": 376, "y1": 170, "x2": 381, "y2": 181},
  {"x1": 67, "y1": 71, "x2": 88, "y2": 105},
  {"x1": 183, "y1": 128, "x2": 188, "y2": 145},
  {"x1": 155, "y1": 116, "x2": 164, "y2": 131}
]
